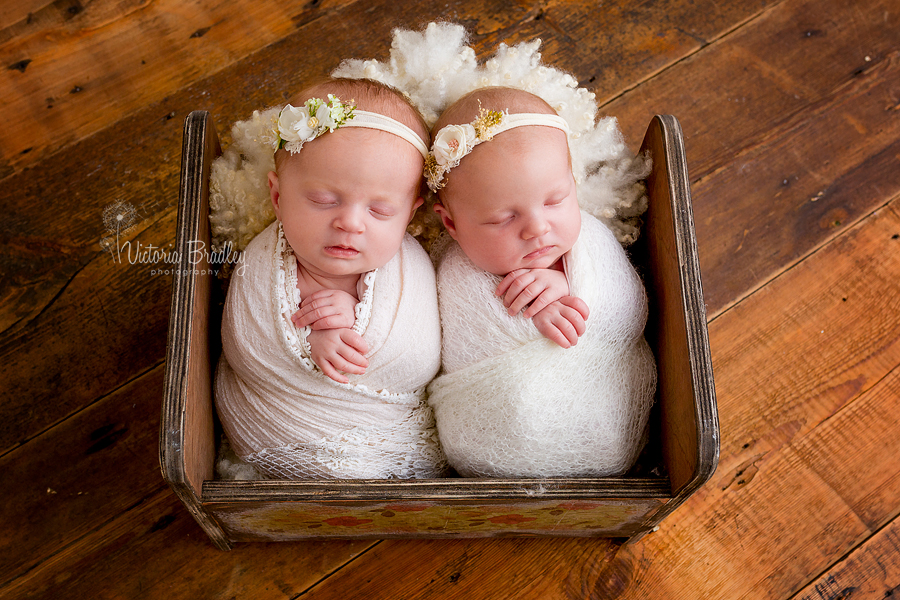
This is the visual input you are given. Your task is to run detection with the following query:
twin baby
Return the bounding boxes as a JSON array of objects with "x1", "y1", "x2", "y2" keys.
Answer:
[{"x1": 215, "y1": 77, "x2": 656, "y2": 480}]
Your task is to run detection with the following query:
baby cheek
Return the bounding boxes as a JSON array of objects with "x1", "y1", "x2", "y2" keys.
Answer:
[{"x1": 561, "y1": 210, "x2": 581, "y2": 247}]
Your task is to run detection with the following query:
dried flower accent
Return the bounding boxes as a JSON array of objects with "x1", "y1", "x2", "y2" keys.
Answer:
[{"x1": 275, "y1": 95, "x2": 357, "y2": 154}]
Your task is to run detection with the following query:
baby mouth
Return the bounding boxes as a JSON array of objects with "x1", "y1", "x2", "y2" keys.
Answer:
[
  {"x1": 325, "y1": 245, "x2": 360, "y2": 257},
  {"x1": 524, "y1": 245, "x2": 554, "y2": 260}
]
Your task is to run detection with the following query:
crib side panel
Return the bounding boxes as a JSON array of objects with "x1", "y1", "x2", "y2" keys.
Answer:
[
  {"x1": 161, "y1": 110, "x2": 230, "y2": 550},
  {"x1": 639, "y1": 115, "x2": 719, "y2": 502}
]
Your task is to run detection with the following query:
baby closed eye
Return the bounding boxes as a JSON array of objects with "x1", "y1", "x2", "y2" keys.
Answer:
[
  {"x1": 369, "y1": 206, "x2": 397, "y2": 218},
  {"x1": 308, "y1": 196, "x2": 337, "y2": 207},
  {"x1": 484, "y1": 214, "x2": 514, "y2": 226}
]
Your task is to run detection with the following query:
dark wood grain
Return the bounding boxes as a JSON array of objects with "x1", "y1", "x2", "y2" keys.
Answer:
[
  {"x1": 1, "y1": 488, "x2": 376, "y2": 599},
  {"x1": 606, "y1": 0, "x2": 900, "y2": 180},
  {"x1": 605, "y1": 0, "x2": 900, "y2": 316},
  {"x1": 0, "y1": 0, "x2": 765, "y2": 463},
  {"x1": 300, "y1": 537, "x2": 623, "y2": 599},
  {"x1": 274, "y1": 195, "x2": 900, "y2": 600},
  {"x1": 792, "y1": 360, "x2": 900, "y2": 530},
  {"x1": 792, "y1": 513, "x2": 900, "y2": 600},
  {"x1": 605, "y1": 200, "x2": 900, "y2": 599},
  {"x1": 0, "y1": 0, "x2": 363, "y2": 177},
  {"x1": 0, "y1": 365, "x2": 167, "y2": 585},
  {"x1": 1, "y1": 0, "x2": 899, "y2": 596},
  {"x1": 0, "y1": 0, "x2": 778, "y2": 177},
  {"x1": 690, "y1": 54, "x2": 900, "y2": 314}
]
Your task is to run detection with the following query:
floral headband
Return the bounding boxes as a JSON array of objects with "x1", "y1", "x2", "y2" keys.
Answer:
[
  {"x1": 424, "y1": 107, "x2": 570, "y2": 191},
  {"x1": 275, "y1": 94, "x2": 429, "y2": 158}
]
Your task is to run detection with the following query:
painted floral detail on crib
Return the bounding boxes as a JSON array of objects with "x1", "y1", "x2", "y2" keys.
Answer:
[
  {"x1": 323, "y1": 516, "x2": 374, "y2": 527},
  {"x1": 217, "y1": 498, "x2": 665, "y2": 540}
]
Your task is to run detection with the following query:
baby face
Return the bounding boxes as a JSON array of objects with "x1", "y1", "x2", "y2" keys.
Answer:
[
  {"x1": 269, "y1": 128, "x2": 423, "y2": 282},
  {"x1": 436, "y1": 126, "x2": 581, "y2": 275}
]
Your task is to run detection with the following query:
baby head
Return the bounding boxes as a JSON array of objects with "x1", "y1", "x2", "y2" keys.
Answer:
[
  {"x1": 268, "y1": 78, "x2": 430, "y2": 281},
  {"x1": 429, "y1": 87, "x2": 581, "y2": 276}
]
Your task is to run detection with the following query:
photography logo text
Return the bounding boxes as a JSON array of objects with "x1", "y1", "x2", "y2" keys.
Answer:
[{"x1": 100, "y1": 200, "x2": 243, "y2": 276}]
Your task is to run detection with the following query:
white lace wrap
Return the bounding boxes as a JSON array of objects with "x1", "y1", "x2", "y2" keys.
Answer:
[
  {"x1": 215, "y1": 222, "x2": 448, "y2": 479},
  {"x1": 428, "y1": 212, "x2": 656, "y2": 478}
]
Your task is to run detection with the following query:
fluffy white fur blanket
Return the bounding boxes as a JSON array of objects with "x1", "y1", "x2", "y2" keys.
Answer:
[
  {"x1": 428, "y1": 213, "x2": 656, "y2": 478},
  {"x1": 215, "y1": 222, "x2": 448, "y2": 479},
  {"x1": 209, "y1": 23, "x2": 650, "y2": 255}
]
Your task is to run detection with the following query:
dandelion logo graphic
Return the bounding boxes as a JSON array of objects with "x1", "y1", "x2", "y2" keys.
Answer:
[{"x1": 100, "y1": 200, "x2": 140, "y2": 262}]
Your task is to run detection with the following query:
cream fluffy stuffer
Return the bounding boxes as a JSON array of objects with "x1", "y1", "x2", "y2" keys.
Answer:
[
  {"x1": 209, "y1": 23, "x2": 650, "y2": 254},
  {"x1": 214, "y1": 222, "x2": 448, "y2": 479},
  {"x1": 428, "y1": 213, "x2": 657, "y2": 478}
]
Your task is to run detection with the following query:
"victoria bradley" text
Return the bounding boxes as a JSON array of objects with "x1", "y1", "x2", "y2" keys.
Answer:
[{"x1": 112, "y1": 240, "x2": 245, "y2": 276}]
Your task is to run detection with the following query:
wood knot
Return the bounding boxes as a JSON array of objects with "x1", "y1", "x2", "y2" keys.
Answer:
[
  {"x1": 592, "y1": 554, "x2": 633, "y2": 598},
  {"x1": 8, "y1": 59, "x2": 32, "y2": 72}
]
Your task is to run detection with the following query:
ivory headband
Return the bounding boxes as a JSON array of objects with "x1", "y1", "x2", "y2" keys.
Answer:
[
  {"x1": 275, "y1": 95, "x2": 428, "y2": 159},
  {"x1": 425, "y1": 110, "x2": 570, "y2": 191},
  {"x1": 344, "y1": 111, "x2": 429, "y2": 158}
]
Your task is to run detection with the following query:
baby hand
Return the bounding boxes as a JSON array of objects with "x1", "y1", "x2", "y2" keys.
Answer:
[
  {"x1": 292, "y1": 289, "x2": 358, "y2": 330},
  {"x1": 496, "y1": 268, "x2": 570, "y2": 318},
  {"x1": 532, "y1": 296, "x2": 590, "y2": 348},
  {"x1": 307, "y1": 329, "x2": 369, "y2": 384}
]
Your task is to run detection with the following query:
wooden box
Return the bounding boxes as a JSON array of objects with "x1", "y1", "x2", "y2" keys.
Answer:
[{"x1": 160, "y1": 111, "x2": 719, "y2": 551}]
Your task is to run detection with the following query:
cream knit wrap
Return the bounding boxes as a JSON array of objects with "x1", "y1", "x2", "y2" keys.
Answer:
[
  {"x1": 428, "y1": 213, "x2": 657, "y2": 478},
  {"x1": 215, "y1": 221, "x2": 448, "y2": 479}
]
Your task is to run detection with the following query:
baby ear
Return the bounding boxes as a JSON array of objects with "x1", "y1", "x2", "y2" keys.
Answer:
[
  {"x1": 406, "y1": 196, "x2": 425, "y2": 224},
  {"x1": 433, "y1": 202, "x2": 458, "y2": 239},
  {"x1": 267, "y1": 171, "x2": 282, "y2": 219}
]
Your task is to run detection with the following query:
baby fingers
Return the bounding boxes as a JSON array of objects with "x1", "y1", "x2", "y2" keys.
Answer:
[
  {"x1": 317, "y1": 338, "x2": 368, "y2": 384},
  {"x1": 497, "y1": 272, "x2": 544, "y2": 315},
  {"x1": 293, "y1": 301, "x2": 355, "y2": 330},
  {"x1": 506, "y1": 281, "x2": 547, "y2": 316},
  {"x1": 553, "y1": 317, "x2": 580, "y2": 347},
  {"x1": 293, "y1": 310, "x2": 353, "y2": 330},
  {"x1": 495, "y1": 269, "x2": 531, "y2": 298},
  {"x1": 332, "y1": 350, "x2": 368, "y2": 374},
  {"x1": 319, "y1": 360, "x2": 351, "y2": 384},
  {"x1": 537, "y1": 319, "x2": 576, "y2": 348},
  {"x1": 522, "y1": 287, "x2": 565, "y2": 318},
  {"x1": 557, "y1": 295, "x2": 590, "y2": 322},
  {"x1": 339, "y1": 329, "x2": 370, "y2": 356}
]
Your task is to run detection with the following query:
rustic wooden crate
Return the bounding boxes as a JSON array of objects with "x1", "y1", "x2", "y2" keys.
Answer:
[{"x1": 160, "y1": 110, "x2": 719, "y2": 551}]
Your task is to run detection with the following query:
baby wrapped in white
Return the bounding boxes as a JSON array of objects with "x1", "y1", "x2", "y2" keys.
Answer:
[
  {"x1": 428, "y1": 212, "x2": 657, "y2": 478},
  {"x1": 215, "y1": 221, "x2": 448, "y2": 479}
]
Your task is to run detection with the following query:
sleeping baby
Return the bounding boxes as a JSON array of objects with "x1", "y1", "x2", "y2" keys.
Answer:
[
  {"x1": 426, "y1": 87, "x2": 657, "y2": 478},
  {"x1": 214, "y1": 77, "x2": 448, "y2": 479}
]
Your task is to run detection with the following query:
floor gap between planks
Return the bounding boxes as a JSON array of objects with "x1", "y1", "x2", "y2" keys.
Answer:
[
  {"x1": 689, "y1": 49, "x2": 899, "y2": 190},
  {"x1": 291, "y1": 540, "x2": 384, "y2": 599},
  {"x1": 0, "y1": 360, "x2": 165, "y2": 460},
  {"x1": 0, "y1": 485, "x2": 172, "y2": 592},
  {"x1": 598, "y1": 0, "x2": 789, "y2": 110},
  {"x1": 707, "y1": 191, "x2": 900, "y2": 324}
]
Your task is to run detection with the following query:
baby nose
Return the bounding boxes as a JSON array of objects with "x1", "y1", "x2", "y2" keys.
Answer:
[
  {"x1": 334, "y1": 207, "x2": 365, "y2": 233},
  {"x1": 522, "y1": 214, "x2": 551, "y2": 239}
]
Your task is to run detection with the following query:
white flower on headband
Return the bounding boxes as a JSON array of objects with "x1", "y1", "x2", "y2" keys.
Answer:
[
  {"x1": 432, "y1": 124, "x2": 475, "y2": 166},
  {"x1": 276, "y1": 94, "x2": 356, "y2": 154},
  {"x1": 425, "y1": 107, "x2": 504, "y2": 191}
]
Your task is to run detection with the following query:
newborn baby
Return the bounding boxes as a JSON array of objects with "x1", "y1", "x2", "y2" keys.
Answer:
[
  {"x1": 426, "y1": 87, "x2": 657, "y2": 478},
  {"x1": 214, "y1": 77, "x2": 448, "y2": 480}
]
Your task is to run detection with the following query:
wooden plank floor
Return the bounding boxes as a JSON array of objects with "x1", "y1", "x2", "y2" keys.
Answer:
[{"x1": 1, "y1": 0, "x2": 898, "y2": 597}]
